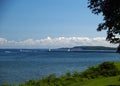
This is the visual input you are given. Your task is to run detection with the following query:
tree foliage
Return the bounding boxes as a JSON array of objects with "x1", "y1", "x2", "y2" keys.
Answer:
[
  {"x1": 88, "y1": 0, "x2": 120, "y2": 49},
  {"x1": 81, "y1": 62, "x2": 120, "y2": 79}
]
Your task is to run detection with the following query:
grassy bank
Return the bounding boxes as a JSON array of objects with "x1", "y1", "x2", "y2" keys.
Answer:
[{"x1": 3, "y1": 62, "x2": 120, "y2": 86}]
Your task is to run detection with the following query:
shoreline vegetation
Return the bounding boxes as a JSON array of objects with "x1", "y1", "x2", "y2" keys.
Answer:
[{"x1": 3, "y1": 62, "x2": 120, "y2": 86}]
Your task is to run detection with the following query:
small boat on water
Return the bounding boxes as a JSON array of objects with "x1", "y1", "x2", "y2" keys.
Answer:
[
  {"x1": 48, "y1": 49, "x2": 51, "y2": 52},
  {"x1": 67, "y1": 48, "x2": 70, "y2": 52}
]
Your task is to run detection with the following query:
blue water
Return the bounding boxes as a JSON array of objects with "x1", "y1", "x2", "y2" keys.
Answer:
[{"x1": 0, "y1": 49, "x2": 120, "y2": 85}]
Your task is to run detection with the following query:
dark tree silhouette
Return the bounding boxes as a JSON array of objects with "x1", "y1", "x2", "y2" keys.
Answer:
[{"x1": 88, "y1": 0, "x2": 120, "y2": 52}]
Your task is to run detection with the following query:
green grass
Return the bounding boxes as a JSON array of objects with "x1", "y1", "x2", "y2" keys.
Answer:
[
  {"x1": 70, "y1": 75, "x2": 120, "y2": 86},
  {"x1": 3, "y1": 62, "x2": 120, "y2": 86},
  {"x1": 115, "y1": 62, "x2": 120, "y2": 70}
]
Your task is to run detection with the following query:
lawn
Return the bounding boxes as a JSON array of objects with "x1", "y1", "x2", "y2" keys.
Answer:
[{"x1": 70, "y1": 75, "x2": 120, "y2": 86}]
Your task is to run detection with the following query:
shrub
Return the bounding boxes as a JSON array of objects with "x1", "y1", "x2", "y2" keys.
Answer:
[
  {"x1": 80, "y1": 66, "x2": 99, "y2": 79},
  {"x1": 73, "y1": 71, "x2": 81, "y2": 77},
  {"x1": 65, "y1": 72, "x2": 72, "y2": 77},
  {"x1": 80, "y1": 62, "x2": 120, "y2": 79},
  {"x1": 98, "y1": 62, "x2": 120, "y2": 76}
]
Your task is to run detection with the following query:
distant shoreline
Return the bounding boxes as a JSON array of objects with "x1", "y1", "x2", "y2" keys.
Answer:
[{"x1": 0, "y1": 46, "x2": 116, "y2": 50}]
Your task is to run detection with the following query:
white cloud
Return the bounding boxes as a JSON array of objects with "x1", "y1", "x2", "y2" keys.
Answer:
[
  {"x1": 0, "y1": 38, "x2": 7, "y2": 44},
  {"x1": 0, "y1": 37, "x2": 117, "y2": 48}
]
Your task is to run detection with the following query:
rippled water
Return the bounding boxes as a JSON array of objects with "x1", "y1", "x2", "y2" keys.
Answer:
[{"x1": 0, "y1": 49, "x2": 120, "y2": 85}]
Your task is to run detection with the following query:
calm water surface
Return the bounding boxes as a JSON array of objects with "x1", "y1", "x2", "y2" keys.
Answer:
[{"x1": 0, "y1": 49, "x2": 120, "y2": 85}]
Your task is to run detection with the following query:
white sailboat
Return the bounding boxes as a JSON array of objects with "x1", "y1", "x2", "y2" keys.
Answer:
[
  {"x1": 48, "y1": 48, "x2": 51, "y2": 52},
  {"x1": 67, "y1": 48, "x2": 70, "y2": 52}
]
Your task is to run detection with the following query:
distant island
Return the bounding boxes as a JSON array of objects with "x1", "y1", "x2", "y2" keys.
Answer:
[
  {"x1": 50, "y1": 46, "x2": 116, "y2": 52},
  {"x1": 0, "y1": 46, "x2": 116, "y2": 53}
]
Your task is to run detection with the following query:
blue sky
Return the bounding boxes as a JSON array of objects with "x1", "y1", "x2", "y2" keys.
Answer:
[{"x1": 0, "y1": 0, "x2": 114, "y2": 48}]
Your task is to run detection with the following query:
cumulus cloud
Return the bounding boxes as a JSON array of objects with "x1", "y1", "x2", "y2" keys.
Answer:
[
  {"x1": 0, "y1": 37, "x2": 117, "y2": 48},
  {"x1": 0, "y1": 38, "x2": 7, "y2": 44}
]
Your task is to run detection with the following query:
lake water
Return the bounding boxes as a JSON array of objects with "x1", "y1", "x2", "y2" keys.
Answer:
[{"x1": 0, "y1": 49, "x2": 120, "y2": 85}]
